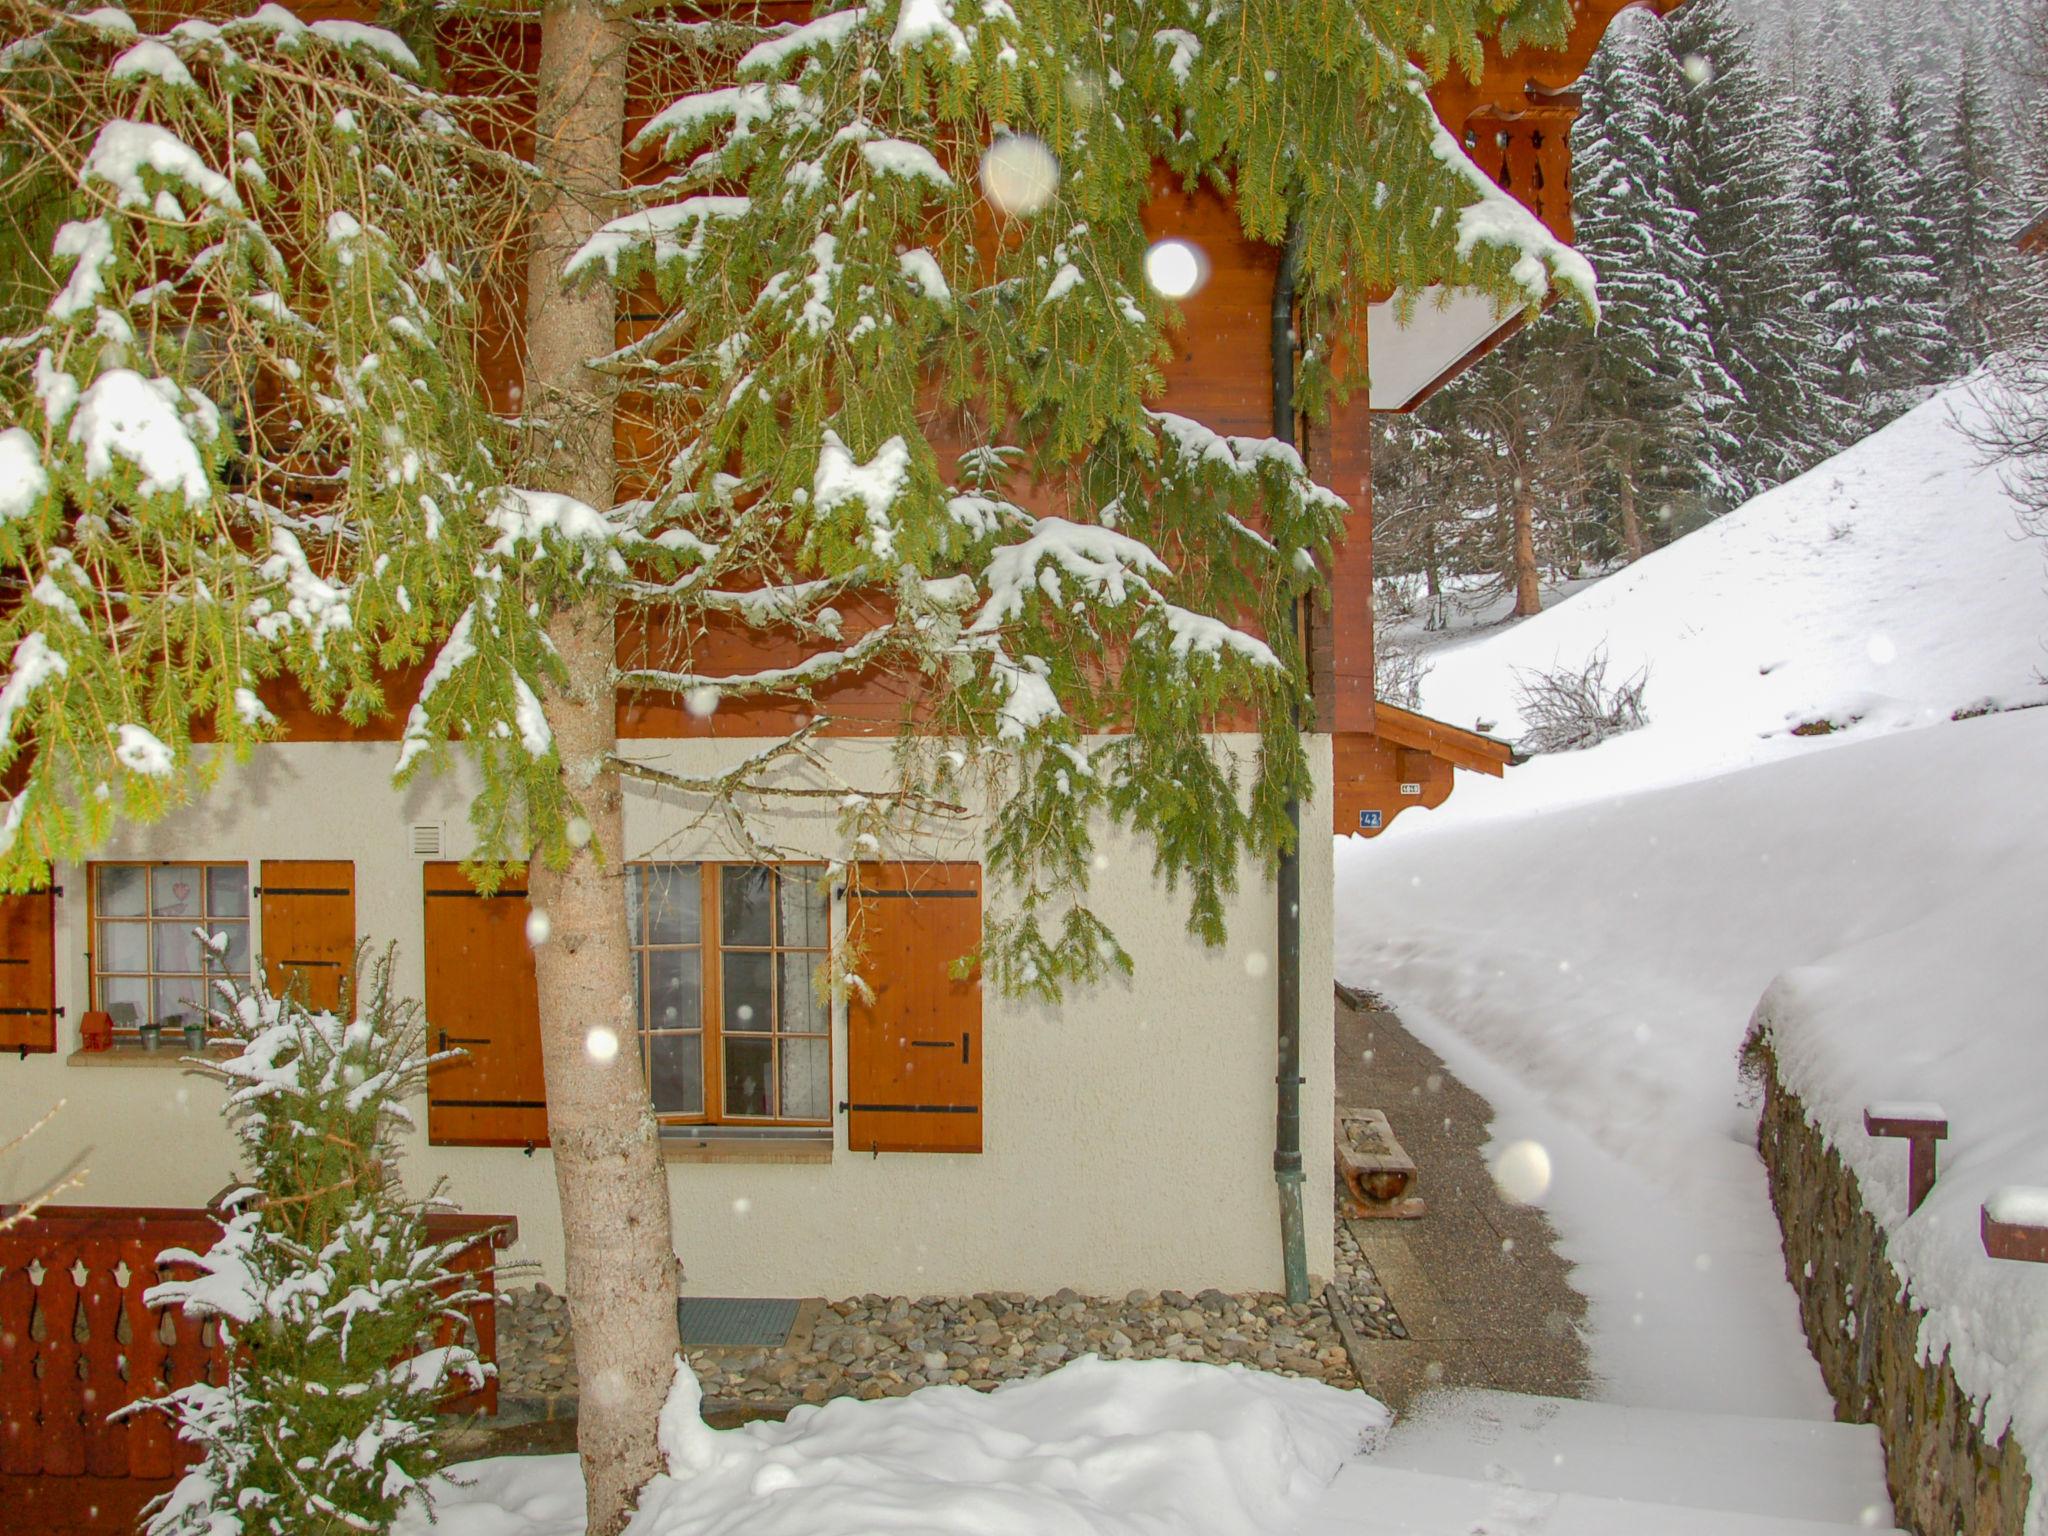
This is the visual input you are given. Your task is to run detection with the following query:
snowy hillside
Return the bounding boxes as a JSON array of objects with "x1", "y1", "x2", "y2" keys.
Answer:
[
  {"x1": 1335, "y1": 376, "x2": 2048, "y2": 1480},
  {"x1": 1336, "y1": 711, "x2": 2048, "y2": 1420},
  {"x1": 1404, "y1": 376, "x2": 2048, "y2": 818}
]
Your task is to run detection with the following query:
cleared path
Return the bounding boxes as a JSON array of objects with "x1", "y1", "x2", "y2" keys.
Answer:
[{"x1": 1334, "y1": 989, "x2": 1587, "y2": 1411}]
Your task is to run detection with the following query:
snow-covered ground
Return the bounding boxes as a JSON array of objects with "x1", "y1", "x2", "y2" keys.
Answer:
[
  {"x1": 400, "y1": 1358, "x2": 1384, "y2": 1536},
  {"x1": 1398, "y1": 377, "x2": 2048, "y2": 817},
  {"x1": 1335, "y1": 375, "x2": 2048, "y2": 1445}
]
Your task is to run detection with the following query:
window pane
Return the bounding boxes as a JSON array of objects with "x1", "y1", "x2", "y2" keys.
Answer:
[
  {"x1": 101, "y1": 975, "x2": 147, "y2": 1029},
  {"x1": 780, "y1": 1036, "x2": 828, "y2": 1120},
  {"x1": 154, "y1": 976, "x2": 205, "y2": 1028},
  {"x1": 642, "y1": 864, "x2": 700, "y2": 946},
  {"x1": 723, "y1": 951, "x2": 772, "y2": 1033},
  {"x1": 98, "y1": 920, "x2": 148, "y2": 973},
  {"x1": 153, "y1": 922, "x2": 203, "y2": 975},
  {"x1": 647, "y1": 1031, "x2": 703, "y2": 1116},
  {"x1": 645, "y1": 947, "x2": 701, "y2": 1032},
  {"x1": 206, "y1": 866, "x2": 249, "y2": 918},
  {"x1": 207, "y1": 921, "x2": 251, "y2": 975},
  {"x1": 721, "y1": 865, "x2": 773, "y2": 946},
  {"x1": 723, "y1": 1035, "x2": 772, "y2": 1117},
  {"x1": 778, "y1": 870, "x2": 829, "y2": 950},
  {"x1": 778, "y1": 953, "x2": 825, "y2": 1035},
  {"x1": 150, "y1": 867, "x2": 201, "y2": 918},
  {"x1": 98, "y1": 865, "x2": 147, "y2": 917}
]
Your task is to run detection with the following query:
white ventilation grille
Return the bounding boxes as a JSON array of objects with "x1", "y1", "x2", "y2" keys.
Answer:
[{"x1": 411, "y1": 823, "x2": 443, "y2": 857}]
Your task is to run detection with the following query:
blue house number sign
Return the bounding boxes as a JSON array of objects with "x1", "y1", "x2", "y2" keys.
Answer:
[{"x1": 1359, "y1": 810, "x2": 1383, "y2": 831}]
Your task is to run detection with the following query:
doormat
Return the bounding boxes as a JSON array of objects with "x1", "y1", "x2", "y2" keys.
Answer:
[{"x1": 676, "y1": 1296, "x2": 800, "y2": 1350}]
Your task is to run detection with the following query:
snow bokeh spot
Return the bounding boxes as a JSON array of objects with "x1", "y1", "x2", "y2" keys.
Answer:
[
  {"x1": 1490, "y1": 1139, "x2": 1552, "y2": 1205},
  {"x1": 979, "y1": 134, "x2": 1058, "y2": 218},
  {"x1": 525, "y1": 910, "x2": 552, "y2": 948},
  {"x1": 1144, "y1": 238, "x2": 1207, "y2": 300},
  {"x1": 585, "y1": 1026, "x2": 619, "y2": 1063}
]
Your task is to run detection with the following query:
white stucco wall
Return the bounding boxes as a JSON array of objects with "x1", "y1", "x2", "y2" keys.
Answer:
[{"x1": 0, "y1": 735, "x2": 1334, "y2": 1301}]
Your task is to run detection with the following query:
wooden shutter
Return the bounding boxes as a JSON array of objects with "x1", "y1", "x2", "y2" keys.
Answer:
[
  {"x1": 259, "y1": 860, "x2": 355, "y2": 1013},
  {"x1": 0, "y1": 890, "x2": 55, "y2": 1054},
  {"x1": 846, "y1": 862, "x2": 982, "y2": 1154},
  {"x1": 422, "y1": 863, "x2": 548, "y2": 1148}
]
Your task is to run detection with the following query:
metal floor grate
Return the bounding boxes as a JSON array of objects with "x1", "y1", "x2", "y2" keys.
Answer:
[{"x1": 676, "y1": 1296, "x2": 800, "y2": 1349}]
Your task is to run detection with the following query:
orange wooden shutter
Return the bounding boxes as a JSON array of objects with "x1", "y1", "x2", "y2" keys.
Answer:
[
  {"x1": 259, "y1": 860, "x2": 355, "y2": 1013},
  {"x1": 846, "y1": 862, "x2": 983, "y2": 1154},
  {"x1": 422, "y1": 863, "x2": 548, "y2": 1148},
  {"x1": 0, "y1": 890, "x2": 55, "y2": 1055}
]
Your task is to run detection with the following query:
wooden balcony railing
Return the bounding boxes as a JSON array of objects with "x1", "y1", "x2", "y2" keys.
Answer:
[{"x1": 0, "y1": 1204, "x2": 513, "y2": 1485}]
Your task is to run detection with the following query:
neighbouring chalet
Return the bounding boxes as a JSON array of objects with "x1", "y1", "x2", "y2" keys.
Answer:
[{"x1": 2, "y1": 4, "x2": 1661, "y2": 1315}]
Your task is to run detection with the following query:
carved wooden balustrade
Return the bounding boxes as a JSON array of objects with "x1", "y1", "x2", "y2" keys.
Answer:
[{"x1": 0, "y1": 1205, "x2": 512, "y2": 1489}]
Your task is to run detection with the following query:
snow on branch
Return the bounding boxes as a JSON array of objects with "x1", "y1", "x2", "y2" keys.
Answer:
[
  {"x1": 1404, "y1": 63, "x2": 1598, "y2": 317},
  {"x1": 565, "y1": 196, "x2": 751, "y2": 281},
  {"x1": 620, "y1": 623, "x2": 898, "y2": 700}
]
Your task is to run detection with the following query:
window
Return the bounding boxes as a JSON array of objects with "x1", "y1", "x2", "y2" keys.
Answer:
[
  {"x1": 92, "y1": 863, "x2": 250, "y2": 1034},
  {"x1": 627, "y1": 863, "x2": 830, "y2": 1126}
]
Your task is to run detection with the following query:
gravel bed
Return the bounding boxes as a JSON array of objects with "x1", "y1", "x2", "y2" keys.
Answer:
[
  {"x1": 497, "y1": 1187, "x2": 1405, "y2": 1413},
  {"x1": 1331, "y1": 1219, "x2": 1408, "y2": 1341},
  {"x1": 500, "y1": 1281, "x2": 1379, "y2": 1412}
]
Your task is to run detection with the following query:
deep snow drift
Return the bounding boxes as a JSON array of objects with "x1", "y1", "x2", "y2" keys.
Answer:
[
  {"x1": 400, "y1": 1357, "x2": 1385, "y2": 1536},
  {"x1": 1335, "y1": 374, "x2": 2048, "y2": 1441}
]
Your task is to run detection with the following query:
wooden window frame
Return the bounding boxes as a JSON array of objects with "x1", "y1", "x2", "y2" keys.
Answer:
[
  {"x1": 628, "y1": 861, "x2": 831, "y2": 1130},
  {"x1": 87, "y1": 860, "x2": 252, "y2": 1039}
]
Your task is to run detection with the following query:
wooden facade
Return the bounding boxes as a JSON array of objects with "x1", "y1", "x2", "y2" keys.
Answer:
[{"x1": 202, "y1": 2, "x2": 1649, "y2": 811}]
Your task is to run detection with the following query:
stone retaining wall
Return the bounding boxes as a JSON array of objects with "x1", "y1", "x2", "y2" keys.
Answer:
[{"x1": 1750, "y1": 1032, "x2": 2033, "y2": 1535}]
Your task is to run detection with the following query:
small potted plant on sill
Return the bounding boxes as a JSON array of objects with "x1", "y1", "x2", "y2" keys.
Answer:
[
  {"x1": 182, "y1": 1017, "x2": 207, "y2": 1052},
  {"x1": 138, "y1": 1020, "x2": 163, "y2": 1052}
]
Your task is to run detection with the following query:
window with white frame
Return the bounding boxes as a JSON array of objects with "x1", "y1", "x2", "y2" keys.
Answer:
[
  {"x1": 627, "y1": 862, "x2": 831, "y2": 1126},
  {"x1": 92, "y1": 863, "x2": 250, "y2": 1034}
]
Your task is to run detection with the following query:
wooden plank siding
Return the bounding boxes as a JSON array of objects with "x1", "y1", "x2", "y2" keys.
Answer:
[{"x1": 116, "y1": 2, "x2": 1636, "y2": 749}]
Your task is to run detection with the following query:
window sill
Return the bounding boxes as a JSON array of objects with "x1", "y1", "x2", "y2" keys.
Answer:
[
  {"x1": 659, "y1": 1129, "x2": 833, "y2": 1165},
  {"x1": 67, "y1": 1043, "x2": 237, "y2": 1069}
]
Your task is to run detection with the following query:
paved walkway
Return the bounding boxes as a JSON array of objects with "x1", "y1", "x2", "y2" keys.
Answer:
[{"x1": 1333, "y1": 987, "x2": 1590, "y2": 1413}]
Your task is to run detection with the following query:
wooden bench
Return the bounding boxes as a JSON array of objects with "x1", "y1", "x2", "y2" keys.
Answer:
[{"x1": 1337, "y1": 1110, "x2": 1425, "y2": 1219}]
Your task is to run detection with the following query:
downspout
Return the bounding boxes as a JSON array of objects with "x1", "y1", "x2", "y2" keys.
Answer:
[{"x1": 1271, "y1": 223, "x2": 1310, "y2": 1307}]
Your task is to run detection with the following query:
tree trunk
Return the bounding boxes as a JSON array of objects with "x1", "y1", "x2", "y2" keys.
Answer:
[
  {"x1": 1511, "y1": 492, "x2": 1541, "y2": 617},
  {"x1": 1618, "y1": 460, "x2": 1644, "y2": 564},
  {"x1": 522, "y1": 6, "x2": 680, "y2": 1534}
]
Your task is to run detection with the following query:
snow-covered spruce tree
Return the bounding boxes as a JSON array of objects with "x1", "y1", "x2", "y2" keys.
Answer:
[
  {"x1": 1667, "y1": 0, "x2": 1839, "y2": 498},
  {"x1": 1935, "y1": 35, "x2": 2018, "y2": 368},
  {"x1": 1882, "y1": 70, "x2": 1961, "y2": 382},
  {"x1": 1804, "y1": 70, "x2": 1951, "y2": 428},
  {"x1": 0, "y1": 3, "x2": 1597, "y2": 1528},
  {"x1": 138, "y1": 950, "x2": 487, "y2": 1536},
  {"x1": 1570, "y1": 8, "x2": 1738, "y2": 554}
]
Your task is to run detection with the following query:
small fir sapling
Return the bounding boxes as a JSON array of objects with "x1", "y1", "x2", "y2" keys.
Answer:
[{"x1": 133, "y1": 944, "x2": 492, "y2": 1536}]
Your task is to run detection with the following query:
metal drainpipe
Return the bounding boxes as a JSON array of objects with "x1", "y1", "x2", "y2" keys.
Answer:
[{"x1": 1271, "y1": 223, "x2": 1310, "y2": 1307}]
